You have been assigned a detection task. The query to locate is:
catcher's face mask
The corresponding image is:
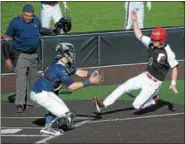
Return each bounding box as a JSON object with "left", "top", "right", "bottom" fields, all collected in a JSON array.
[{"left": 55, "top": 43, "right": 76, "bottom": 64}]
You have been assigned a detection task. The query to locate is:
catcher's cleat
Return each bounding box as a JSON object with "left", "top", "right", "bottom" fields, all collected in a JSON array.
[
  {"left": 40, "top": 126, "right": 64, "bottom": 136},
  {"left": 93, "top": 97, "right": 105, "bottom": 113}
]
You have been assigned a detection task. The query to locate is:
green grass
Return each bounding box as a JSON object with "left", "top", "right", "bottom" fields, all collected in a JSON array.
[
  {"left": 1, "top": 80, "right": 184, "bottom": 105},
  {"left": 1, "top": 2, "right": 184, "bottom": 105},
  {"left": 1, "top": 2, "right": 184, "bottom": 34}
]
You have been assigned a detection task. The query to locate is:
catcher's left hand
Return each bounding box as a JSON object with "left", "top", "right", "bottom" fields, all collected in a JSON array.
[{"left": 91, "top": 70, "right": 104, "bottom": 83}]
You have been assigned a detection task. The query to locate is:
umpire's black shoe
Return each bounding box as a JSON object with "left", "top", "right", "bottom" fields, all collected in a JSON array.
[{"left": 16, "top": 105, "right": 24, "bottom": 113}]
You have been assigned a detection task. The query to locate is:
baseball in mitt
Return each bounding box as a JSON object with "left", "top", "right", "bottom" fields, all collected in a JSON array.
[{"left": 91, "top": 70, "right": 104, "bottom": 83}]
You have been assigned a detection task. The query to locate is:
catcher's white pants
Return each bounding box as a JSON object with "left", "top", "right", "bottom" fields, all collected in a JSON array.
[
  {"left": 41, "top": 3, "right": 62, "bottom": 28},
  {"left": 124, "top": 2, "right": 144, "bottom": 29},
  {"left": 30, "top": 91, "right": 69, "bottom": 117},
  {"left": 103, "top": 72, "right": 162, "bottom": 110}
]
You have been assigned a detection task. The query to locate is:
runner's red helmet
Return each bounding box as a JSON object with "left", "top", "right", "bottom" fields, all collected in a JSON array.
[{"left": 150, "top": 27, "right": 167, "bottom": 45}]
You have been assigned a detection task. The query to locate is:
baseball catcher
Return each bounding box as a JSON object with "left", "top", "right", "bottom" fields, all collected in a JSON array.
[{"left": 30, "top": 42, "right": 102, "bottom": 135}]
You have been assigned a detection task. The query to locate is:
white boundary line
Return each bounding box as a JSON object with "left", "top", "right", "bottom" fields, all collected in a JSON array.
[
  {"left": 89, "top": 112, "right": 184, "bottom": 124},
  {"left": 73, "top": 119, "right": 93, "bottom": 128},
  {"left": 35, "top": 135, "right": 58, "bottom": 144},
  {"left": 1, "top": 134, "right": 46, "bottom": 137},
  {"left": 1, "top": 117, "right": 43, "bottom": 119},
  {"left": 1, "top": 59, "right": 184, "bottom": 75},
  {"left": 1, "top": 127, "right": 42, "bottom": 129}
]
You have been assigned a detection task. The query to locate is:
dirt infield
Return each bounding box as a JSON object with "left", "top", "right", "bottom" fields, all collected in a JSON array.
[
  {"left": 1, "top": 100, "right": 184, "bottom": 143},
  {"left": 1, "top": 61, "right": 184, "bottom": 94}
]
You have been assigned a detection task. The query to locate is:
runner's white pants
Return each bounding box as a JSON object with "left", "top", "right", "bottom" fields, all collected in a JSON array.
[{"left": 103, "top": 72, "right": 162, "bottom": 110}]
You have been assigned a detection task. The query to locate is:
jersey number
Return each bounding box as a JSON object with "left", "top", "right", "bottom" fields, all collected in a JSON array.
[
  {"left": 148, "top": 57, "right": 153, "bottom": 66},
  {"left": 157, "top": 53, "right": 166, "bottom": 64}
]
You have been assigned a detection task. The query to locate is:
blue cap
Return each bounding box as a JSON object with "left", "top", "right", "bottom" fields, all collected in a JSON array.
[{"left": 22, "top": 4, "right": 34, "bottom": 13}]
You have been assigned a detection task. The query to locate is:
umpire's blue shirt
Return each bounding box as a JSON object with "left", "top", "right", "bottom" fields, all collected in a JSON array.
[{"left": 5, "top": 15, "right": 40, "bottom": 53}]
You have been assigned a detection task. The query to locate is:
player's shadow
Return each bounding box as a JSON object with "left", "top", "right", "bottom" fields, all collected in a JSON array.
[
  {"left": 32, "top": 118, "right": 45, "bottom": 126},
  {"left": 133, "top": 99, "right": 175, "bottom": 115},
  {"left": 93, "top": 107, "right": 135, "bottom": 116},
  {"left": 126, "top": 93, "right": 175, "bottom": 115},
  {"left": 32, "top": 114, "right": 102, "bottom": 127},
  {"left": 93, "top": 96, "right": 174, "bottom": 116}
]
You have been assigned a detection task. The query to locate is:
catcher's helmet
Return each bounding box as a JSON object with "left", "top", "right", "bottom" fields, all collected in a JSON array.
[
  {"left": 55, "top": 17, "right": 72, "bottom": 34},
  {"left": 54, "top": 42, "right": 76, "bottom": 64},
  {"left": 150, "top": 27, "right": 167, "bottom": 45}
]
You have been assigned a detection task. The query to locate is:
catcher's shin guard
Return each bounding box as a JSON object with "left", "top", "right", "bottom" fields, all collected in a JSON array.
[{"left": 49, "top": 111, "right": 76, "bottom": 130}]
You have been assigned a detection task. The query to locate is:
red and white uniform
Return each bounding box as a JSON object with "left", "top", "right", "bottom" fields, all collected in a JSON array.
[
  {"left": 102, "top": 35, "right": 178, "bottom": 110},
  {"left": 124, "top": 1, "right": 151, "bottom": 29}
]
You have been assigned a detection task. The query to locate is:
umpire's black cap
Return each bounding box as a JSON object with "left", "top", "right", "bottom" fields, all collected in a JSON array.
[{"left": 22, "top": 4, "right": 34, "bottom": 13}]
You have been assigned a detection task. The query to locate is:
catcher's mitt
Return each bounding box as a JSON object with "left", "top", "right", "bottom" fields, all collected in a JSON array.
[{"left": 91, "top": 70, "right": 104, "bottom": 83}]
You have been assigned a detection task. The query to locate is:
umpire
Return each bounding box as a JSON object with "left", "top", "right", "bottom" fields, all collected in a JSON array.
[{"left": 3, "top": 4, "right": 40, "bottom": 113}]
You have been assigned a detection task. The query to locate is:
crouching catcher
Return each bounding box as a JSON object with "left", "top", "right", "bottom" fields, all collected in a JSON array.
[{"left": 30, "top": 42, "right": 102, "bottom": 135}]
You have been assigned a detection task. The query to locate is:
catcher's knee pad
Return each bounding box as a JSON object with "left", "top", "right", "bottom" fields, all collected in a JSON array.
[{"left": 65, "top": 111, "right": 76, "bottom": 127}]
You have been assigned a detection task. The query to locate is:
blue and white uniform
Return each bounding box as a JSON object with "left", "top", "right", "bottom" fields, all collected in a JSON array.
[{"left": 30, "top": 60, "right": 76, "bottom": 117}]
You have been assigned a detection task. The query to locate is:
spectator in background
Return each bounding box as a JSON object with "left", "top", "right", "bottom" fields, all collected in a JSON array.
[
  {"left": 3, "top": 4, "right": 40, "bottom": 113},
  {"left": 124, "top": 1, "right": 152, "bottom": 30},
  {"left": 41, "top": 1, "right": 69, "bottom": 29}
]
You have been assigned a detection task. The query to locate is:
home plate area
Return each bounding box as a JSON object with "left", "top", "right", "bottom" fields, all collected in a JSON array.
[{"left": 1, "top": 100, "right": 184, "bottom": 143}]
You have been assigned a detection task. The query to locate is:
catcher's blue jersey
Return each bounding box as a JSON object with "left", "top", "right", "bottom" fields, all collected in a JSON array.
[{"left": 32, "top": 60, "right": 76, "bottom": 93}]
